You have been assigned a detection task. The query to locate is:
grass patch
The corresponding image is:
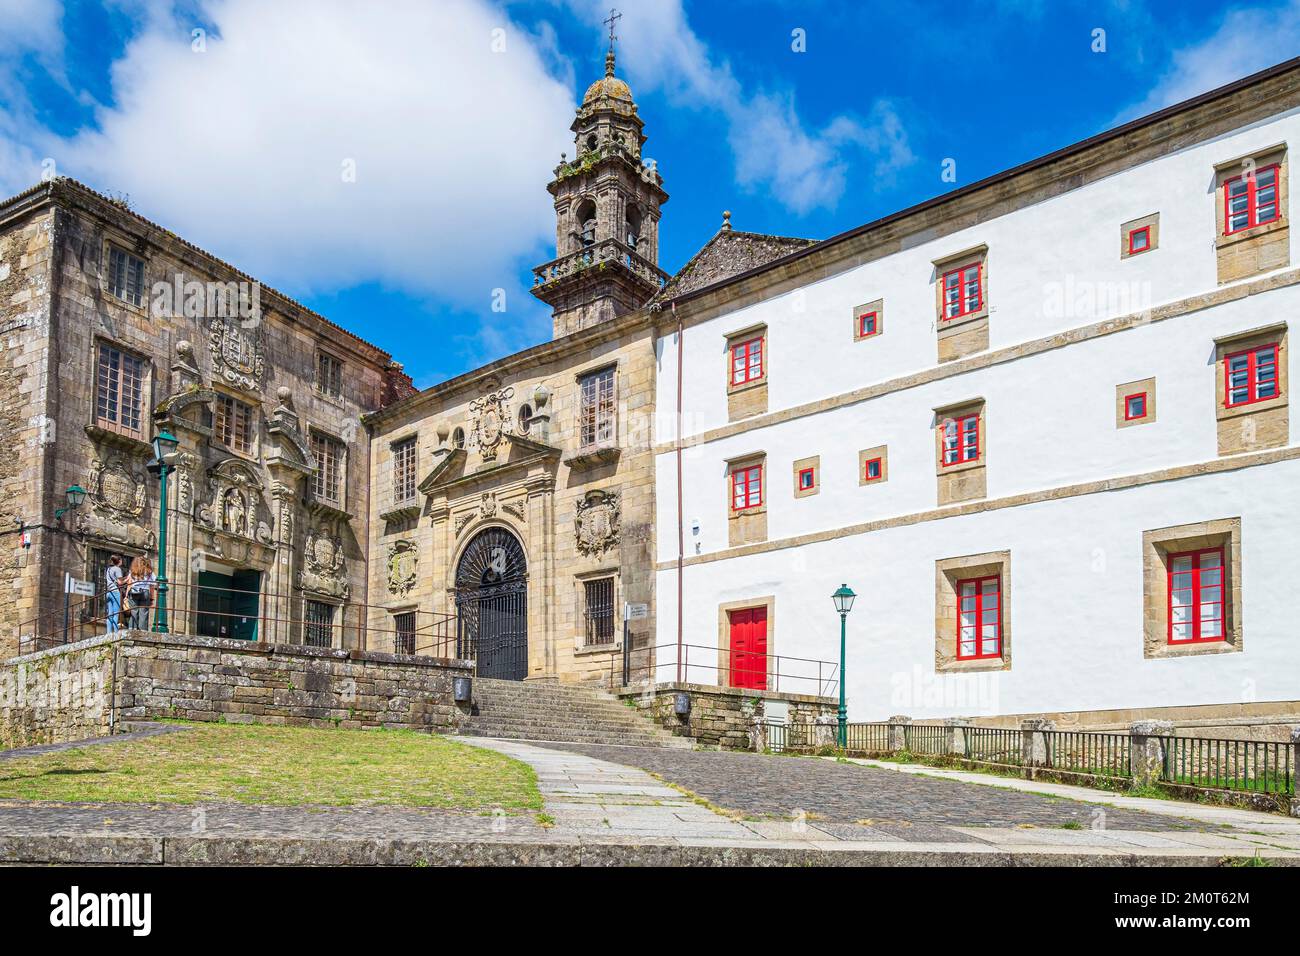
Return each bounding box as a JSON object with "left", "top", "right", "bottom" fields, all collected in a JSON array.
[{"left": 0, "top": 722, "right": 541, "bottom": 810}]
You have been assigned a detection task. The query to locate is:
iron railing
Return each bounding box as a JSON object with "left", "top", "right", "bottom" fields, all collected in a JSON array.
[
  {"left": 626, "top": 642, "right": 839, "bottom": 697},
  {"left": 1160, "top": 735, "right": 1294, "bottom": 796},
  {"left": 1045, "top": 730, "right": 1130, "bottom": 778},
  {"left": 16, "top": 581, "right": 458, "bottom": 660},
  {"left": 842, "top": 722, "right": 890, "bottom": 752},
  {"left": 902, "top": 723, "right": 947, "bottom": 755},
  {"left": 964, "top": 726, "right": 1023, "bottom": 765}
]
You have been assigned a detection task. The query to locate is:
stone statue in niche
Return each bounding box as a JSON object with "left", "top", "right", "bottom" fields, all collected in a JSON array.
[{"left": 222, "top": 488, "right": 248, "bottom": 537}]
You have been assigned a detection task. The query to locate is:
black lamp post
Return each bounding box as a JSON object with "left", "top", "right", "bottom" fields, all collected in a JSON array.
[
  {"left": 146, "top": 430, "right": 179, "bottom": 633},
  {"left": 831, "top": 583, "right": 856, "bottom": 748}
]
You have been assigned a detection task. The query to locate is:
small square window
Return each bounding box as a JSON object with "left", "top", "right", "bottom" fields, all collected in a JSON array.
[
  {"left": 1124, "top": 392, "right": 1147, "bottom": 420},
  {"left": 798, "top": 467, "right": 815, "bottom": 490},
  {"left": 1128, "top": 226, "right": 1151, "bottom": 255},
  {"left": 864, "top": 458, "right": 882, "bottom": 481},
  {"left": 858, "top": 311, "right": 879, "bottom": 337}
]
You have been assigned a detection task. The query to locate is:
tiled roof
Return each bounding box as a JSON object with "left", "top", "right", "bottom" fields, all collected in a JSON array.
[{"left": 656, "top": 226, "right": 817, "bottom": 301}]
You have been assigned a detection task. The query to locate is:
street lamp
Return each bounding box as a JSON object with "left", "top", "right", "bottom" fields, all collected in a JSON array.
[
  {"left": 831, "top": 583, "right": 856, "bottom": 748},
  {"left": 54, "top": 484, "right": 87, "bottom": 521},
  {"left": 147, "top": 430, "right": 179, "bottom": 633}
]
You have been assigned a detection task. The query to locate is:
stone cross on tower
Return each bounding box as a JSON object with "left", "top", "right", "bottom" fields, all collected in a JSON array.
[{"left": 531, "top": 13, "right": 669, "bottom": 338}]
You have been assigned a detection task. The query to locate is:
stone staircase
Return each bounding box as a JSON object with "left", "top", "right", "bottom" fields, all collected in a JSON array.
[{"left": 458, "top": 678, "right": 693, "bottom": 748}]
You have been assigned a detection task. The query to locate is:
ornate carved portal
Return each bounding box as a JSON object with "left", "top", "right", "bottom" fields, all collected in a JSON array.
[
  {"left": 455, "top": 527, "right": 528, "bottom": 681},
  {"left": 575, "top": 489, "right": 620, "bottom": 557}
]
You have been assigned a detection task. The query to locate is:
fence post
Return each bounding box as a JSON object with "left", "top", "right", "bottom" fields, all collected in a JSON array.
[
  {"left": 812, "top": 714, "right": 837, "bottom": 749},
  {"left": 944, "top": 718, "right": 972, "bottom": 758},
  {"left": 1291, "top": 728, "right": 1300, "bottom": 819},
  {"left": 748, "top": 716, "right": 769, "bottom": 753},
  {"left": 1020, "top": 718, "right": 1054, "bottom": 778},
  {"left": 1129, "top": 720, "right": 1174, "bottom": 789},
  {"left": 888, "top": 715, "right": 912, "bottom": 752}
]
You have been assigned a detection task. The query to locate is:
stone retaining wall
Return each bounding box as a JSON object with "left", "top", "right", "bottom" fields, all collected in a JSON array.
[
  {"left": 618, "top": 682, "right": 836, "bottom": 750},
  {"left": 1, "top": 630, "right": 474, "bottom": 748}
]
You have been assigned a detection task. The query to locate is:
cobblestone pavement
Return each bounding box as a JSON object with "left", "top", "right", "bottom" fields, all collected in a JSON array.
[{"left": 531, "top": 743, "right": 1211, "bottom": 833}]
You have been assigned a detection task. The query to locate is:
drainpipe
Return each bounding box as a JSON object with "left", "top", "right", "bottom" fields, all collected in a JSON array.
[{"left": 674, "top": 301, "right": 684, "bottom": 685}]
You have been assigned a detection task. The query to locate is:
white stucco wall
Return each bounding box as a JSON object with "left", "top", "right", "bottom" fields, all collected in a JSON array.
[{"left": 651, "top": 105, "right": 1298, "bottom": 719}]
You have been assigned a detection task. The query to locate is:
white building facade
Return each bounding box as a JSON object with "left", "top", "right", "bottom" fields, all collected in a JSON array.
[{"left": 651, "top": 61, "right": 1300, "bottom": 727}]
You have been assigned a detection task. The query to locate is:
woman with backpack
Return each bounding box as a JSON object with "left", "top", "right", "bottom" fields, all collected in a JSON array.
[{"left": 126, "top": 556, "right": 156, "bottom": 631}]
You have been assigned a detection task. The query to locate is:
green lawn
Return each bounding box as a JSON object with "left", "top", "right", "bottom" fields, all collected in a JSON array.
[{"left": 0, "top": 723, "right": 541, "bottom": 810}]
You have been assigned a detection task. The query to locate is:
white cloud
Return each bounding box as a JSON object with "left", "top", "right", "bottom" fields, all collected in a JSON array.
[
  {"left": 1116, "top": 0, "right": 1300, "bottom": 122},
  {"left": 565, "top": 0, "right": 914, "bottom": 214},
  {"left": 4, "top": 0, "right": 575, "bottom": 309}
]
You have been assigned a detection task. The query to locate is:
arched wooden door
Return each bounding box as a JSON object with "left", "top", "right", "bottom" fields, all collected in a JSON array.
[{"left": 455, "top": 528, "right": 528, "bottom": 680}]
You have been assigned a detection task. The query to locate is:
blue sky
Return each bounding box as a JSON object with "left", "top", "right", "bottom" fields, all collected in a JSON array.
[{"left": 2, "top": 0, "right": 1298, "bottom": 389}]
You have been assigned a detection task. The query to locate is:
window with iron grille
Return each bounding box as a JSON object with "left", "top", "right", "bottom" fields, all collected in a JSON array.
[
  {"left": 730, "top": 335, "right": 764, "bottom": 385},
  {"left": 316, "top": 350, "right": 344, "bottom": 399},
  {"left": 304, "top": 600, "right": 336, "bottom": 648},
  {"left": 95, "top": 342, "right": 147, "bottom": 439},
  {"left": 214, "top": 394, "right": 254, "bottom": 454},
  {"left": 1224, "top": 342, "right": 1279, "bottom": 407},
  {"left": 584, "top": 577, "right": 615, "bottom": 645},
  {"left": 941, "top": 413, "right": 980, "bottom": 466},
  {"left": 957, "top": 575, "right": 1001, "bottom": 660},
  {"left": 394, "top": 610, "right": 417, "bottom": 655},
  {"left": 392, "top": 437, "right": 417, "bottom": 504},
  {"left": 310, "top": 431, "right": 344, "bottom": 504},
  {"left": 107, "top": 245, "right": 145, "bottom": 307},
  {"left": 579, "top": 366, "right": 616, "bottom": 448},
  {"left": 1168, "top": 548, "right": 1225, "bottom": 644},
  {"left": 1223, "top": 164, "right": 1280, "bottom": 234},
  {"left": 941, "top": 262, "right": 982, "bottom": 320}
]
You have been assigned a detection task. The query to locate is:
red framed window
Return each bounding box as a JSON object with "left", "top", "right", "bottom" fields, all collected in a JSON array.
[
  {"left": 863, "top": 457, "right": 882, "bottom": 481},
  {"left": 730, "top": 464, "right": 762, "bottom": 510},
  {"left": 1223, "top": 164, "right": 1280, "bottom": 235},
  {"left": 797, "top": 467, "right": 815, "bottom": 491},
  {"left": 858, "top": 311, "right": 880, "bottom": 337},
  {"left": 1168, "top": 548, "right": 1225, "bottom": 644},
  {"left": 1224, "top": 343, "right": 1279, "bottom": 407},
  {"left": 1127, "top": 226, "right": 1151, "bottom": 255},
  {"left": 941, "top": 413, "right": 980, "bottom": 466},
  {"left": 1124, "top": 392, "right": 1148, "bottom": 420},
  {"left": 957, "top": 575, "right": 1001, "bottom": 660},
  {"left": 730, "top": 335, "right": 764, "bottom": 386},
  {"left": 941, "top": 262, "right": 982, "bottom": 320}
]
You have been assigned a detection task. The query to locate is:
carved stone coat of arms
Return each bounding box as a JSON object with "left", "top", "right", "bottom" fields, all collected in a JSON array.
[
  {"left": 209, "top": 316, "right": 265, "bottom": 392},
  {"left": 575, "top": 490, "right": 620, "bottom": 557}
]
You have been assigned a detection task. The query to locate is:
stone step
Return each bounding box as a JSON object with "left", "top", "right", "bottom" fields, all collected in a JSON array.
[
  {"left": 457, "top": 727, "right": 692, "bottom": 748},
  {"left": 469, "top": 702, "right": 641, "bottom": 720}
]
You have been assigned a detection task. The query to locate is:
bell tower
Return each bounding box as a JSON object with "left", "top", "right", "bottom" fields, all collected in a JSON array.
[{"left": 532, "top": 12, "right": 669, "bottom": 338}]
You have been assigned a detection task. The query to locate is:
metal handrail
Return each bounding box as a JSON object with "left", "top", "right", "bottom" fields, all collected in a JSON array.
[
  {"left": 622, "top": 641, "right": 839, "bottom": 697},
  {"left": 16, "top": 580, "right": 458, "bottom": 659}
]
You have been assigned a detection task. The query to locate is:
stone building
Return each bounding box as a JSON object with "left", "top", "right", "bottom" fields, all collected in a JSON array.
[{"left": 0, "top": 177, "right": 412, "bottom": 659}]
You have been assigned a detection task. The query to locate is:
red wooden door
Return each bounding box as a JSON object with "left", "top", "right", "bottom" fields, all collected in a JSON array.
[{"left": 729, "top": 607, "right": 768, "bottom": 690}]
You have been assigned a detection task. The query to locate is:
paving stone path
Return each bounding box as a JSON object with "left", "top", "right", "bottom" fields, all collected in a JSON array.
[
  {"left": 0, "top": 723, "right": 191, "bottom": 761},
  {"left": 533, "top": 742, "right": 1209, "bottom": 832}
]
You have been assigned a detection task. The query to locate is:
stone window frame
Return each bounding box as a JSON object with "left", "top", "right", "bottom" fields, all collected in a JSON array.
[
  {"left": 1142, "top": 518, "right": 1242, "bottom": 660},
  {"left": 935, "top": 550, "right": 1011, "bottom": 674},
  {"left": 574, "top": 567, "right": 620, "bottom": 653},
  {"left": 792, "top": 455, "right": 820, "bottom": 499},
  {"left": 101, "top": 237, "right": 149, "bottom": 313},
  {"left": 212, "top": 389, "right": 258, "bottom": 459},
  {"left": 390, "top": 606, "right": 419, "bottom": 654},
  {"left": 725, "top": 323, "right": 768, "bottom": 390},
  {"left": 1120, "top": 213, "right": 1160, "bottom": 259},
  {"left": 716, "top": 595, "right": 776, "bottom": 691},
  {"left": 933, "top": 398, "right": 988, "bottom": 505},
  {"left": 308, "top": 426, "right": 347, "bottom": 509},
  {"left": 1116, "top": 377, "right": 1156, "bottom": 428},
  {"left": 725, "top": 450, "right": 768, "bottom": 547},
  {"left": 932, "top": 244, "right": 989, "bottom": 326},
  {"left": 303, "top": 595, "right": 342, "bottom": 648},
  {"left": 91, "top": 336, "right": 153, "bottom": 442},
  {"left": 575, "top": 360, "right": 620, "bottom": 451},
  {"left": 859, "top": 444, "right": 888, "bottom": 485},
  {"left": 314, "top": 349, "right": 345, "bottom": 402},
  {"left": 390, "top": 433, "right": 418, "bottom": 505},
  {"left": 853, "top": 298, "right": 884, "bottom": 342},
  {"left": 1213, "top": 322, "right": 1288, "bottom": 456},
  {"left": 1212, "top": 145, "right": 1289, "bottom": 282}
]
